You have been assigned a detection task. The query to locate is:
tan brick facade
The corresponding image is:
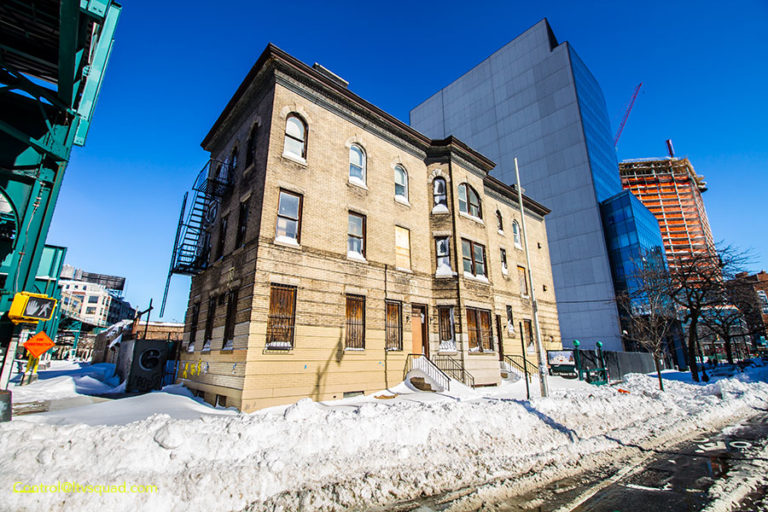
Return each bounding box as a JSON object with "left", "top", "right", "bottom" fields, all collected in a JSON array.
[{"left": 177, "top": 45, "right": 561, "bottom": 411}]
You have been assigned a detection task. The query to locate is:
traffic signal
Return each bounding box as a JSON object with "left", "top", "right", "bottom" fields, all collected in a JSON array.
[{"left": 8, "top": 292, "right": 57, "bottom": 324}]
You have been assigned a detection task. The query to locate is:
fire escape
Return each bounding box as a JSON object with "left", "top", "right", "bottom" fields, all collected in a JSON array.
[{"left": 161, "top": 160, "right": 232, "bottom": 315}]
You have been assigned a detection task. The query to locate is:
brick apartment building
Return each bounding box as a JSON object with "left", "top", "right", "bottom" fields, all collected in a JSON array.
[
  {"left": 730, "top": 271, "right": 768, "bottom": 343},
  {"left": 174, "top": 44, "right": 561, "bottom": 411}
]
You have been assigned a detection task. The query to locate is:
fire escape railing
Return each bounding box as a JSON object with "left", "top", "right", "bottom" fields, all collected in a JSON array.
[{"left": 161, "top": 160, "right": 232, "bottom": 315}]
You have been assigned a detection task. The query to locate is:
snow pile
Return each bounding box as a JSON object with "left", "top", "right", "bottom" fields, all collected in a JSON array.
[
  {"left": 9, "top": 362, "right": 120, "bottom": 403},
  {"left": 1, "top": 367, "right": 767, "bottom": 511}
]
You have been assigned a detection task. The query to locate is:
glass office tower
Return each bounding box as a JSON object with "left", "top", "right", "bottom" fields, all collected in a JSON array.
[{"left": 411, "top": 19, "right": 664, "bottom": 350}]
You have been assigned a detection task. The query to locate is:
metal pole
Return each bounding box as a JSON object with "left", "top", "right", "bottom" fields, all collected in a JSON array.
[
  {"left": 520, "top": 323, "right": 530, "bottom": 400},
  {"left": 514, "top": 157, "right": 549, "bottom": 397}
]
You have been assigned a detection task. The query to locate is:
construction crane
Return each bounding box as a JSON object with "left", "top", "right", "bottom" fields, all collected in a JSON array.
[{"left": 613, "top": 83, "right": 642, "bottom": 147}]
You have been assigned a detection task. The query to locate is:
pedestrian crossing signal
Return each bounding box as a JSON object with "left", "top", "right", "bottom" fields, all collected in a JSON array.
[{"left": 8, "top": 292, "right": 57, "bottom": 325}]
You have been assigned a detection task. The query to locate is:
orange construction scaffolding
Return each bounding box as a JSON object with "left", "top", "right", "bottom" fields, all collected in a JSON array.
[{"left": 619, "top": 157, "right": 715, "bottom": 270}]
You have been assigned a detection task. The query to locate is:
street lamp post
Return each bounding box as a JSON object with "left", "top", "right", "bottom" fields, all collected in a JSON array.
[{"left": 514, "top": 157, "right": 549, "bottom": 398}]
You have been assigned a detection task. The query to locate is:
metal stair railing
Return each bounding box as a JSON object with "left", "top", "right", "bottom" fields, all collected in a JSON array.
[
  {"left": 432, "top": 354, "right": 475, "bottom": 388},
  {"left": 503, "top": 355, "right": 536, "bottom": 382},
  {"left": 404, "top": 353, "right": 450, "bottom": 392}
]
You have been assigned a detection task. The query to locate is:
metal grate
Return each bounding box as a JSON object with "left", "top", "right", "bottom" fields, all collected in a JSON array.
[
  {"left": 345, "top": 295, "right": 365, "bottom": 349},
  {"left": 266, "top": 284, "right": 296, "bottom": 349}
]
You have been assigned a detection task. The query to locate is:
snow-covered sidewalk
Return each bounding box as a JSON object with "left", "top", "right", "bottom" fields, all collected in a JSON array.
[{"left": 1, "top": 363, "right": 767, "bottom": 511}]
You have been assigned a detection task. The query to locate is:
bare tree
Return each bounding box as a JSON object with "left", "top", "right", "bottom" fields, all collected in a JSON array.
[
  {"left": 665, "top": 244, "right": 750, "bottom": 381},
  {"left": 699, "top": 304, "right": 748, "bottom": 364},
  {"left": 618, "top": 249, "right": 677, "bottom": 391}
]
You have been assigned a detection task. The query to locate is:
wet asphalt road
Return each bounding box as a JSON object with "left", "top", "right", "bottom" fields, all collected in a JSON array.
[{"left": 401, "top": 411, "right": 768, "bottom": 512}]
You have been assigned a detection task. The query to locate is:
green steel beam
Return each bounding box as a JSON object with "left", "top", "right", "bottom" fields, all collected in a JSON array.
[
  {"left": 80, "top": 0, "right": 110, "bottom": 19},
  {"left": 0, "top": 119, "right": 69, "bottom": 162},
  {"left": 73, "top": 1, "right": 120, "bottom": 146},
  {"left": 58, "top": 0, "right": 82, "bottom": 107}
]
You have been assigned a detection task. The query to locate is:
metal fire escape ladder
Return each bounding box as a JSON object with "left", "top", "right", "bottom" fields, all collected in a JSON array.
[{"left": 160, "top": 160, "right": 231, "bottom": 316}]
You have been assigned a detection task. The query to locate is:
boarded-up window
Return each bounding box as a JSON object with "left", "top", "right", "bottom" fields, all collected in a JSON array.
[
  {"left": 266, "top": 284, "right": 296, "bottom": 349},
  {"left": 345, "top": 295, "right": 365, "bottom": 349},
  {"left": 522, "top": 319, "right": 534, "bottom": 353},
  {"left": 385, "top": 301, "right": 402, "bottom": 351},
  {"left": 203, "top": 296, "right": 216, "bottom": 350},
  {"left": 467, "top": 308, "right": 493, "bottom": 352},
  {"left": 518, "top": 266, "right": 528, "bottom": 296},
  {"left": 223, "top": 289, "right": 238, "bottom": 350},
  {"left": 395, "top": 226, "right": 411, "bottom": 269},
  {"left": 216, "top": 215, "right": 228, "bottom": 260},
  {"left": 236, "top": 199, "right": 249, "bottom": 248},
  {"left": 188, "top": 302, "right": 200, "bottom": 351}
]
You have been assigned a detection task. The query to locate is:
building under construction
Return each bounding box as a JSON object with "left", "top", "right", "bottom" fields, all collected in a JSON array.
[{"left": 619, "top": 157, "right": 715, "bottom": 269}]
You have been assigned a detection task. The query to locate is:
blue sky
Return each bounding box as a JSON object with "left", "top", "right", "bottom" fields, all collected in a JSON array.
[{"left": 47, "top": 1, "right": 768, "bottom": 321}]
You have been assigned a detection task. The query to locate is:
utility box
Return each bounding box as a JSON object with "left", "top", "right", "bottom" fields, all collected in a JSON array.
[{"left": 116, "top": 339, "right": 173, "bottom": 393}]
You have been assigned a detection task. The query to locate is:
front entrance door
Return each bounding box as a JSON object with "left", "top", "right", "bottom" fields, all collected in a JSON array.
[{"left": 411, "top": 305, "right": 428, "bottom": 357}]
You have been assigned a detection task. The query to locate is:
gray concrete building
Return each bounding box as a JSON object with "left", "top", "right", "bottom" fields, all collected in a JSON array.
[{"left": 411, "top": 19, "right": 623, "bottom": 350}]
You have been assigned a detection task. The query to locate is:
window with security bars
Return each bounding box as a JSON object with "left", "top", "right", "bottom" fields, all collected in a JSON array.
[
  {"left": 266, "top": 284, "right": 296, "bottom": 349},
  {"left": 188, "top": 302, "right": 200, "bottom": 351},
  {"left": 385, "top": 300, "right": 402, "bottom": 351},
  {"left": 438, "top": 306, "right": 455, "bottom": 351},
  {"left": 345, "top": 295, "right": 365, "bottom": 349},
  {"left": 223, "top": 289, "right": 238, "bottom": 350},
  {"left": 466, "top": 307, "right": 493, "bottom": 352}
]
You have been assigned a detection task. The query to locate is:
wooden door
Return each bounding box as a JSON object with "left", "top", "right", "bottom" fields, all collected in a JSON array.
[
  {"left": 496, "top": 314, "right": 504, "bottom": 361},
  {"left": 411, "top": 305, "right": 427, "bottom": 356}
]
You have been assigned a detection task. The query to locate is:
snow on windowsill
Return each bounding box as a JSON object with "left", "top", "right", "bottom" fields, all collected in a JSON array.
[
  {"left": 282, "top": 152, "right": 307, "bottom": 166},
  {"left": 514, "top": 243, "right": 523, "bottom": 250},
  {"left": 431, "top": 204, "right": 449, "bottom": 215},
  {"left": 463, "top": 271, "right": 490, "bottom": 284},
  {"left": 266, "top": 342, "right": 292, "bottom": 350},
  {"left": 498, "top": 230, "right": 505, "bottom": 236},
  {"left": 186, "top": 344, "right": 195, "bottom": 353},
  {"left": 222, "top": 341, "right": 234, "bottom": 351},
  {"left": 501, "top": 267, "right": 509, "bottom": 276},
  {"left": 348, "top": 177, "right": 368, "bottom": 190},
  {"left": 347, "top": 251, "right": 367, "bottom": 263},
  {"left": 344, "top": 347, "right": 365, "bottom": 352},
  {"left": 459, "top": 211, "right": 484, "bottom": 225},
  {"left": 394, "top": 195, "right": 410, "bottom": 207},
  {"left": 435, "top": 265, "right": 456, "bottom": 278},
  {"left": 274, "top": 236, "right": 300, "bottom": 248}
]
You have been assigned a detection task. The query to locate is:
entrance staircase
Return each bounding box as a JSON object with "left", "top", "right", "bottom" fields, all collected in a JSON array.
[{"left": 404, "top": 353, "right": 476, "bottom": 392}]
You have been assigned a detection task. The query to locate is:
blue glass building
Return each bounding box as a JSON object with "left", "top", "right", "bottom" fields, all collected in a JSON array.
[
  {"left": 601, "top": 191, "right": 666, "bottom": 296},
  {"left": 411, "top": 19, "right": 665, "bottom": 351}
]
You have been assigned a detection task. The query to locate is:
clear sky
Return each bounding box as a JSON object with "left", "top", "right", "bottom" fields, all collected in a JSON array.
[{"left": 47, "top": 0, "right": 768, "bottom": 322}]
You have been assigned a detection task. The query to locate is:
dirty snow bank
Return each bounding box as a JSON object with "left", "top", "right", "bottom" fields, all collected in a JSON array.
[{"left": 1, "top": 367, "right": 767, "bottom": 512}]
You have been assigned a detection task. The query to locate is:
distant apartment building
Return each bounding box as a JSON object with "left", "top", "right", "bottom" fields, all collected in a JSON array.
[
  {"left": 619, "top": 156, "right": 715, "bottom": 268},
  {"left": 410, "top": 19, "right": 665, "bottom": 350},
  {"left": 729, "top": 271, "right": 768, "bottom": 343},
  {"left": 169, "top": 44, "right": 562, "bottom": 412},
  {"left": 59, "top": 265, "right": 134, "bottom": 327}
]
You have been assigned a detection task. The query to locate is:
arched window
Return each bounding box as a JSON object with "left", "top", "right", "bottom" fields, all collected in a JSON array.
[
  {"left": 349, "top": 144, "right": 366, "bottom": 183},
  {"left": 512, "top": 220, "right": 522, "bottom": 248},
  {"left": 394, "top": 165, "right": 408, "bottom": 200},
  {"left": 284, "top": 114, "right": 307, "bottom": 159},
  {"left": 230, "top": 146, "right": 239, "bottom": 173},
  {"left": 245, "top": 124, "right": 258, "bottom": 167},
  {"left": 496, "top": 210, "right": 503, "bottom": 231},
  {"left": 458, "top": 184, "right": 481, "bottom": 218},
  {"left": 433, "top": 178, "right": 447, "bottom": 207}
]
